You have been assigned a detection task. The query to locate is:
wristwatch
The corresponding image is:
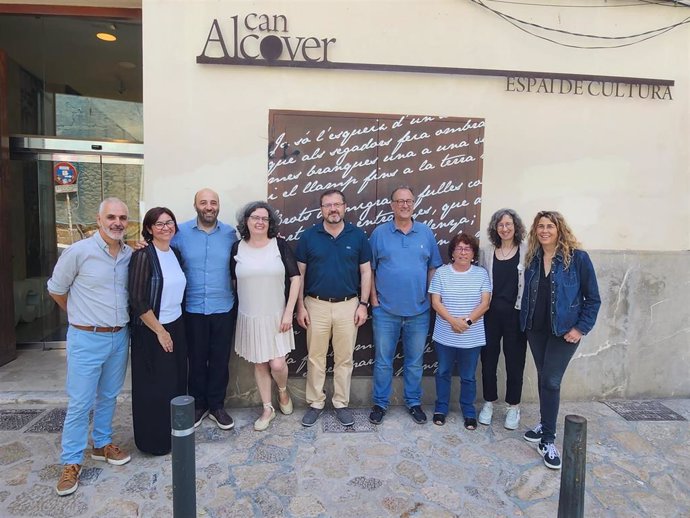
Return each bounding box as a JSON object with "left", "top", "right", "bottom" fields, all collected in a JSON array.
[
  {"left": 465, "top": 318, "right": 473, "bottom": 326},
  {"left": 359, "top": 301, "right": 370, "bottom": 308}
]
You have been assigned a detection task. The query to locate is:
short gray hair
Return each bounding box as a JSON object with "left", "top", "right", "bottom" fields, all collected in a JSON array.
[
  {"left": 390, "top": 185, "right": 415, "bottom": 201},
  {"left": 98, "top": 197, "right": 128, "bottom": 215}
]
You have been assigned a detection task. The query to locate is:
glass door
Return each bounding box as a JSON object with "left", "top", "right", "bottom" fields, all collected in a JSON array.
[{"left": 10, "top": 137, "right": 143, "bottom": 347}]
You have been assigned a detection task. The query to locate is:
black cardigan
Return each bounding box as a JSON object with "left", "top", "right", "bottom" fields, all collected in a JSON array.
[{"left": 128, "top": 244, "right": 184, "bottom": 325}]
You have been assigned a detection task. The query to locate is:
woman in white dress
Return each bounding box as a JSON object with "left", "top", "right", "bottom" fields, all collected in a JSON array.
[{"left": 231, "top": 201, "right": 301, "bottom": 431}]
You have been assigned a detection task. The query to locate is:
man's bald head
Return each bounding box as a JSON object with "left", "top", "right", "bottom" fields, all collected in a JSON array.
[{"left": 194, "top": 188, "right": 220, "bottom": 228}]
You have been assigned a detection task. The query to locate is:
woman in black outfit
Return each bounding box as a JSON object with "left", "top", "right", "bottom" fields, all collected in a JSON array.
[
  {"left": 478, "top": 209, "right": 527, "bottom": 430},
  {"left": 129, "top": 207, "right": 187, "bottom": 455}
]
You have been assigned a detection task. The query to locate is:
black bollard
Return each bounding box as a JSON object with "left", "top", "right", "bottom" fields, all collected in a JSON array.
[
  {"left": 171, "top": 395, "right": 196, "bottom": 518},
  {"left": 557, "top": 414, "right": 587, "bottom": 518}
]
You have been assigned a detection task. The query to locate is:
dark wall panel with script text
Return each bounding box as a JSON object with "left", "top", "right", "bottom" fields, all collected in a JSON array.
[{"left": 268, "top": 110, "right": 485, "bottom": 377}]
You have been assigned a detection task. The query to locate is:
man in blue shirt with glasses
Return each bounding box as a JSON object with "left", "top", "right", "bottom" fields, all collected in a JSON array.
[{"left": 368, "top": 186, "right": 442, "bottom": 426}]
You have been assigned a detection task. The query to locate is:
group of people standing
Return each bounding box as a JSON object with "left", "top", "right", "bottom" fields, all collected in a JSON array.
[
  {"left": 295, "top": 187, "right": 600, "bottom": 473},
  {"left": 47, "top": 185, "right": 600, "bottom": 497},
  {"left": 48, "top": 189, "right": 240, "bottom": 496}
]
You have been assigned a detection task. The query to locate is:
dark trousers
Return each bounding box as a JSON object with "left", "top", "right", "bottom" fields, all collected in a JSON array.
[
  {"left": 526, "top": 329, "right": 579, "bottom": 443},
  {"left": 131, "top": 316, "right": 187, "bottom": 455},
  {"left": 185, "top": 310, "right": 235, "bottom": 411},
  {"left": 481, "top": 306, "right": 527, "bottom": 405}
]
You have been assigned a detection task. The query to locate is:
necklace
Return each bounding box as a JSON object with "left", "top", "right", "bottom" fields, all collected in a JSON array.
[{"left": 498, "top": 245, "right": 516, "bottom": 259}]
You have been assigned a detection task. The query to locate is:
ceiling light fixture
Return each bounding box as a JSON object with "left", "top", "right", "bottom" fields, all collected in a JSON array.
[{"left": 97, "top": 32, "right": 117, "bottom": 42}]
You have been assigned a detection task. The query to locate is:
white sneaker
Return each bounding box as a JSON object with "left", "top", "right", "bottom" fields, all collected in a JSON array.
[
  {"left": 478, "top": 402, "right": 493, "bottom": 425},
  {"left": 504, "top": 405, "right": 520, "bottom": 430}
]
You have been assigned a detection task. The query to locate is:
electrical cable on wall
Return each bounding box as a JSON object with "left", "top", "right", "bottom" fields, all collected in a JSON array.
[
  {"left": 484, "top": 0, "right": 690, "bottom": 6},
  {"left": 470, "top": 0, "right": 690, "bottom": 48},
  {"left": 484, "top": 0, "right": 679, "bottom": 7}
]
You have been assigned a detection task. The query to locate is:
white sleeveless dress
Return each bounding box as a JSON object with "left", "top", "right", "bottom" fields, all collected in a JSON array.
[{"left": 234, "top": 238, "right": 295, "bottom": 363}]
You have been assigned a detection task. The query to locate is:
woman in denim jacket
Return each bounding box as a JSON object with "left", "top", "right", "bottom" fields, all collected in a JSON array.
[{"left": 520, "top": 211, "right": 601, "bottom": 470}]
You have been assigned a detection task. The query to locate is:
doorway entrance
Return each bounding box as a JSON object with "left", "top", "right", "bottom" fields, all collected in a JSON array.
[{"left": 9, "top": 136, "right": 143, "bottom": 347}]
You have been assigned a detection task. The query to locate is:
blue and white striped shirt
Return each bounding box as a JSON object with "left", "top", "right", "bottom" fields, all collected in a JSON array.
[{"left": 428, "top": 264, "right": 492, "bottom": 349}]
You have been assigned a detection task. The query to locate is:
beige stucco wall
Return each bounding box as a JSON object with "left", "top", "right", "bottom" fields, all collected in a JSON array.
[
  {"left": 142, "top": 0, "right": 690, "bottom": 402},
  {"left": 143, "top": 0, "right": 690, "bottom": 251}
]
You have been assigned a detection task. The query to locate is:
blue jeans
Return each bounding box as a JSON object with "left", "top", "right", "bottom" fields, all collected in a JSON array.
[
  {"left": 372, "top": 307, "right": 430, "bottom": 408},
  {"left": 434, "top": 341, "right": 482, "bottom": 418},
  {"left": 61, "top": 326, "right": 129, "bottom": 465}
]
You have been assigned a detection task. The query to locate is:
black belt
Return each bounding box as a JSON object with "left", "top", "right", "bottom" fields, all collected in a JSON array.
[{"left": 307, "top": 294, "right": 358, "bottom": 303}]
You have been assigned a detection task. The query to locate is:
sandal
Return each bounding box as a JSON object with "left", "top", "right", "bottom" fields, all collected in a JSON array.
[
  {"left": 277, "top": 386, "right": 293, "bottom": 415},
  {"left": 433, "top": 413, "right": 446, "bottom": 426},
  {"left": 464, "top": 417, "right": 477, "bottom": 431},
  {"left": 254, "top": 403, "right": 276, "bottom": 431}
]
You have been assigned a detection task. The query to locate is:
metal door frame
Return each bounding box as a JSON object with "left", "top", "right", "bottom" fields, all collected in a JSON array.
[{"left": 9, "top": 135, "right": 143, "bottom": 348}]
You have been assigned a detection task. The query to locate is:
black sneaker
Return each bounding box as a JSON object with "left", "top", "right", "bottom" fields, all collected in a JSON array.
[
  {"left": 524, "top": 423, "right": 545, "bottom": 443},
  {"left": 369, "top": 405, "right": 386, "bottom": 425},
  {"left": 409, "top": 405, "right": 427, "bottom": 424},
  {"left": 335, "top": 407, "right": 355, "bottom": 427},
  {"left": 538, "top": 442, "right": 562, "bottom": 470},
  {"left": 301, "top": 407, "right": 324, "bottom": 427},
  {"left": 208, "top": 408, "right": 234, "bottom": 430},
  {"left": 194, "top": 408, "right": 209, "bottom": 428}
]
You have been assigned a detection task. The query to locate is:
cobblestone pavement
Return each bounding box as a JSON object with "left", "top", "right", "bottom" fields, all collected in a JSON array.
[{"left": 0, "top": 398, "right": 688, "bottom": 518}]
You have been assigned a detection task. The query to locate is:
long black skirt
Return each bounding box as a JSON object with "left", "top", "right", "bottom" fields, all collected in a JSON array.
[{"left": 131, "top": 316, "right": 187, "bottom": 455}]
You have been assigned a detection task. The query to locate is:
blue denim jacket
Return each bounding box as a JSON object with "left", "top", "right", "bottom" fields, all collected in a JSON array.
[{"left": 520, "top": 249, "right": 601, "bottom": 336}]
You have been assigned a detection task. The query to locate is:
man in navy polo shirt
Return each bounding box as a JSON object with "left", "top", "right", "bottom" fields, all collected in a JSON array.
[
  {"left": 368, "top": 186, "right": 442, "bottom": 425},
  {"left": 296, "top": 189, "right": 372, "bottom": 427}
]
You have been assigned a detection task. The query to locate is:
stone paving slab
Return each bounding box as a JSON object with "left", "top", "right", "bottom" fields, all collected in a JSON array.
[{"left": 0, "top": 400, "right": 688, "bottom": 517}]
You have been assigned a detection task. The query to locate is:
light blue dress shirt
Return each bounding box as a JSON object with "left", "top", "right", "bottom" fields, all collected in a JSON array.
[
  {"left": 47, "top": 231, "right": 131, "bottom": 327},
  {"left": 172, "top": 219, "right": 237, "bottom": 315}
]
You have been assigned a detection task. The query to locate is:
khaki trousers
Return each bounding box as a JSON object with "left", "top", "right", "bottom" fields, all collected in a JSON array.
[{"left": 304, "top": 296, "right": 359, "bottom": 409}]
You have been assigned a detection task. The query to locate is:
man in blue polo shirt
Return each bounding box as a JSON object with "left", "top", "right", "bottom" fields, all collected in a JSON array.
[
  {"left": 368, "top": 186, "right": 442, "bottom": 425},
  {"left": 296, "top": 189, "right": 372, "bottom": 427},
  {"left": 172, "top": 188, "right": 237, "bottom": 430}
]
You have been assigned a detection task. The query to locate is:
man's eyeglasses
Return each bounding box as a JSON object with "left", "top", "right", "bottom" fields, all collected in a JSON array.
[
  {"left": 153, "top": 220, "right": 175, "bottom": 229},
  {"left": 249, "top": 215, "right": 270, "bottom": 223},
  {"left": 392, "top": 199, "right": 414, "bottom": 206},
  {"left": 321, "top": 202, "right": 345, "bottom": 209}
]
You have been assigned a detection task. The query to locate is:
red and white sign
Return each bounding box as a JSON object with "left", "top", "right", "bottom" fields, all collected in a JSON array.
[{"left": 54, "top": 162, "right": 79, "bottom": 193}]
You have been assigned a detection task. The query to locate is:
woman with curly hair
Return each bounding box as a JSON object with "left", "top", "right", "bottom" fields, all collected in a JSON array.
[
  {"left": 520, "top": 211, "right": 601, "bottom": 469},
  {"left": 230, "top": 201, "right": 301, "bottom": 431},
  {"left": 478, "top": 209, "right": 528, "bottom": 430}
]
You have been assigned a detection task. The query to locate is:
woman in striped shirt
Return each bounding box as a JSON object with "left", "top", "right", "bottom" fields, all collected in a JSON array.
[{"left": 429, "top": 233, "right": 492, "bottom": 429}]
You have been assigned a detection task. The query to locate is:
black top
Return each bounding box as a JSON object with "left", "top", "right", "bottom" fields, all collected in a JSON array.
[
  {"left": 531, "top": 258, "right": 552, "bottom": 332},
  {"left": 490, "top": 250, "right": 519, "bottom": 311}
]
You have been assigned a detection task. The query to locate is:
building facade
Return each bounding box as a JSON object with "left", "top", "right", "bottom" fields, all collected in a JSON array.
[{"left": 1, "top": 0, "right": 689, "bottom": 404}]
